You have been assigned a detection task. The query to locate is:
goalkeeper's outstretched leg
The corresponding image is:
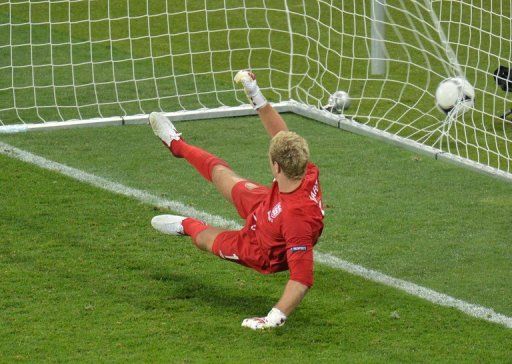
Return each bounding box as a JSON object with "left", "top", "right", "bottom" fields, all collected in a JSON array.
[
  {"left": 149, "top": 111, "right": 254, "bottom": 205},
  {"left": 150, "top": 213, "right": 224, "bottom": 253}
]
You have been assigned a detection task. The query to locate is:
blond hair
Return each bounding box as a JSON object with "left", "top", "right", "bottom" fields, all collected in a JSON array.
[{"left": 269, "top": 131, "right": 310, "bottom": 180}]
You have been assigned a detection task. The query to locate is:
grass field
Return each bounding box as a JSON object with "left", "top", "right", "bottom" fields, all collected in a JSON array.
[
  {"left": 1, "top": 115, "right": 512, "bottom": 361},
  {"left": 1, "top": 1, "right": 512, "bottom": 361}
]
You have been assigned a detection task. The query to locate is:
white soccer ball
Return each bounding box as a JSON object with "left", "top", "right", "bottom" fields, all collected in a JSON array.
[
  {"left": 329, "top": 91, "right": 351, "bottom": 111},
  {"left": 435, "top": 77, "right": 475, "bottom": 115}
]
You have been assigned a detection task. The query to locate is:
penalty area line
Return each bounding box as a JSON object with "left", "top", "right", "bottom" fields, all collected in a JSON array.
[{"left": 1, "top": 141, "right": 511, "bottom": 330}]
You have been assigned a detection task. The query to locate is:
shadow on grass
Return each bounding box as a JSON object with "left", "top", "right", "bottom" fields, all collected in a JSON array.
[{"left": 147, "top": 270, "right": 274, "bottom": 314}]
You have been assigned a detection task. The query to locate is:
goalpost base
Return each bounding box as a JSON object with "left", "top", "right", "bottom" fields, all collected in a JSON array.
[
  {"left": 1, "top": 102, "right": 511, "bottom": 184},
  {"left": 0, "top": 103, "right": 287, "bottom": 134}
]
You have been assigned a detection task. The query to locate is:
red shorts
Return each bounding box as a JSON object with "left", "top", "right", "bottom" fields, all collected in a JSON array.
[
  {"left": 211, "top": 180, "right": 271, "bottom": 273},
  {"left": 230, "top": 180, "right": 269, "bottom": 219}
]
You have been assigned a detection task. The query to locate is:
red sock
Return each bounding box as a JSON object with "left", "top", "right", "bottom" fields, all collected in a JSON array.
[
  {"left": 182, "top": 218, "right": 209, "bottom": 240},
  {"left": 170, "top": 139, "right": 230, "bottom": 182}
]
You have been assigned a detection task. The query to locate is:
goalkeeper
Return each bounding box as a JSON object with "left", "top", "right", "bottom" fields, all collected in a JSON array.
[{"left": 149, "top": 71, "right": 324, "bottom": 330}]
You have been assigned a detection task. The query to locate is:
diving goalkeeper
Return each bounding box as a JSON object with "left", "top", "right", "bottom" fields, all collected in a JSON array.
[{"left": 149, "top": 71, "right": 324, "bottom": 330}]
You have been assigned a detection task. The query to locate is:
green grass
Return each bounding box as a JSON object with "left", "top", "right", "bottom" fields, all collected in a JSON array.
[
  {"left": 1, "top": 1, "right": 512, "bottom": 360},
  {"left": 1, "top": 115, "right": 512, "bottom": 361}
]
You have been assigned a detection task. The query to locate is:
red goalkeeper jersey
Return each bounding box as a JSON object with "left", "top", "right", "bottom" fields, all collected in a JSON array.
[{"left": 240, "top": 162, "right": 324, "bottom": 286}]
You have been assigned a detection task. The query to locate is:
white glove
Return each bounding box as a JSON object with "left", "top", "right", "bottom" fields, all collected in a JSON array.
[
  {"left": 241, "top": 307, "right": 287, "bottom": 330},
  {"left": 234, "top": 70, "right": 268, "bottom": 110}
]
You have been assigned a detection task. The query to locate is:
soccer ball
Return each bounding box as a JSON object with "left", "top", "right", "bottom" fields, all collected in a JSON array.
[
  {"left": 328, "top": 91, "right": 351, "bottom": 111},
  {"left": 435, "top": 77, "right": 475, "bottom": 115}
]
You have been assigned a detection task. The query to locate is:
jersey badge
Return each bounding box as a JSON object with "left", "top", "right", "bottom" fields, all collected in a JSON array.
[{"left": 267, "top": 202, "right": 282, "bottom": 222}]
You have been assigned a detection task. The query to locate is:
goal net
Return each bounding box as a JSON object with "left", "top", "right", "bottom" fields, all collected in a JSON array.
[{"left": 1, "top": 0, "right": 511, "bottom": 178}]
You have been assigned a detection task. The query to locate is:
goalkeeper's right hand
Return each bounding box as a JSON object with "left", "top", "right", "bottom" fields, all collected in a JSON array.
[
  {"left": 241, "top": 307, "right": 287, "bottom": 330},
  {"left": 234, "top": 70, "right": 268, "bottom": 110}
]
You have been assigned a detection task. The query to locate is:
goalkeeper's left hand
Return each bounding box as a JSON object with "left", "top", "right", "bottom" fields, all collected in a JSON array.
[{"left": 241, "top": 307, "right": 287, "bottom": 330}]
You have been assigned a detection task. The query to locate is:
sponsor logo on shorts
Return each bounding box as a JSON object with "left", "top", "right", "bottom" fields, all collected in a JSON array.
[
  {"left": 219, "top": 250, "right": 240, "bottom": 260},
  {"left": 290, "top": 246, "right": 307, "bottom": 252}
]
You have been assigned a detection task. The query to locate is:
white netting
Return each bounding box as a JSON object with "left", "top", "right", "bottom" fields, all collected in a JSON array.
[{"left": 0, "top": 0, "right": 511, "bottom": 173}]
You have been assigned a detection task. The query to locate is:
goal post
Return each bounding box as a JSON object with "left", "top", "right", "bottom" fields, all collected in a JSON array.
[
  {"left": 371, "top": 0, "right": 386, "bottom": 76},
  {"left": 0, "top": 0, "right": 511, "bottom": 182}
]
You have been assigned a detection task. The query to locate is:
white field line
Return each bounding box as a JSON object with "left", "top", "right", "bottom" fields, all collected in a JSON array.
[{"left": 1, "top": 141, "right": 511, "bottom": 329}]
